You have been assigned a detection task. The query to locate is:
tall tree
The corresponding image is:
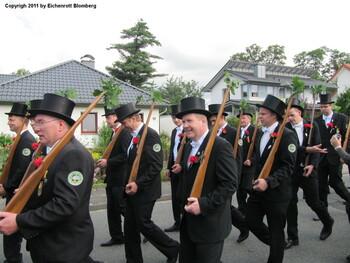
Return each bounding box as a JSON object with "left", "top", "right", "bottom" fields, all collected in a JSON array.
[
  {"left": 335, "top": 87, "right": 350, "bottom": 116},
  {"left": 293, "top": 46, "right": 350, "bottom": 81},
  {"left": 231, "top": 44, "right": 287, "bottom": 65},
  {"left": 11, "top": 68, "right": 30, "bottom": 75},
  {"left": 106, "top": 19, "right": 166, "bottom": 88},
  {"left": 157, "top": 76, "right": 203, "bottom": 114}
]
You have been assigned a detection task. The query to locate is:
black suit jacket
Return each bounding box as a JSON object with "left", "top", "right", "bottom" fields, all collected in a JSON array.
[
  {"left": 219, "top": 124, "right": 243, "bottom": 175},
  {"left": 167, "top": 127, "right": 185, "bottom": 170},
  {"left": 286, "top": 120, "right": 320, "bottom": 174},
  {"left": 315, "top": 112, "right": 348, "bottom": 165},
  {"left": 250, "top": 124, "right": 297, "bottom": 201},
  {"left": 17, "top": 137, "right": 94, "bottom": 263},
  {"left": 3, "top": 130, "right": 36, "bottom": 194},
  {"left": 104, "top": 128, "right": 132, "bottom": 187},
  {"left": 127, "top": 125, "right": 163, "bottom": 203},
  {"left": 241, "top": 124, "right": 257, "bottom": 174},
  {"left": 180, "top": 133, "right": 237, "bottom": 243}
]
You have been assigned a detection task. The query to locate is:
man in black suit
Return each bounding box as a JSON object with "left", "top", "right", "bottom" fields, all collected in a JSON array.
[
  {"left": 115, "top": 103, "right": 179, "bottom": 263},
  {"left": 98, "top": 106, "right": 131, "bottom": 246},
  {"left": 244, "top": 95, "right": 297, "bottom": 263},
  {"left": 0, "top": 102, "right": 36, "bottom": 263},
  {"left": 208, "top": 104, "right": 248, "bottom": 243},
  {"left": 314, "top": 94, "right": 350, "bottom": 208},
  {"left": 172, "top": 98, "right": 237, "bottom": 263},
  {"left": 285, "top": 99, "right": 334, "bottom": 249},
  {"left": 236, "top": 112, "right": 256, "bottom": 215},
  {"left": 0, "top": 94, "right": 98, "bottom": 263},
  {"left": 164, "top": 105, "right": 185, "bottom": 232}
]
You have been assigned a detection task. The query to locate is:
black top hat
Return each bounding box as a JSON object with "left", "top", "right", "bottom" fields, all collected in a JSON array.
[
  {"left": 237, "top": 112, "right": 253, "bottom": 118},
  {"left": 27, "top": 99, "right": 43, "bottom": 119},
  {"left": 5, "top": 102, "right": 28, "bottom": 117},
  {"left": 318, "top": 94, "right": 334, "bottom": 104},
  {"left": 208, "top": 104, "right": 228, "bottom": 116},
  {"left": 102, "top": 106, "right": 117, "bottom": 117},
  {"left": 114, "top": 103, "right": 141, "bottom": 123},
  {"left": 287, "top": 98, "right": 304, "bottom": 113},
  {"left": 256, "top": 95, "right": 286, "bottom": 120},
  {"left": 170, "top": 105, "right": 181, "bottom": 116},
  {"left": 30, "top": 93, "right": 76, "bottom": 126},
  {"left": 176, "top": 97, "right": 212, "bottom": 119}
]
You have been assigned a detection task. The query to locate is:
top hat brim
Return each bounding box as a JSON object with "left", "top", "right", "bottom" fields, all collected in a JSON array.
[
  {"left": 291, "top": 105, "right": 304, "bottom": 112},
  {"left": 102, "top": 112, "right": 116, "bottom": 117},
  {"left": 175, "top": 109, "right": 212, "bottom": 119},
  {"left": 114, "top": 109, "right": 141, "bottom": 123},
  {"left": 237, "top": 113, "right": 253, "bottom": 118},
  {"left": 5, "top": 112, "right": 26, "bottom": 117},
  {"left": 317, "top": 101, "right": 334, "bottom": 104},
  {"left": 210, "top": 112, "right": 228, "bottom": 117},
  {"left": 256, "top": 104, "right": 283, "bottom": 120},
  {"left": 30, "top": 109, "right": 75, "bottom": 126}
]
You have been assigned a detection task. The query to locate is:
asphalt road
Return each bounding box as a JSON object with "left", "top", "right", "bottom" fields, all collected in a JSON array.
[{"left": 1, "top": 176, "right": 350, "bottom": 262}]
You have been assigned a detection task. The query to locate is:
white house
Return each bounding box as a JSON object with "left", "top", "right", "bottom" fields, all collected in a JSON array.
[
  {"left": 0, "top": 56, "right": 167, "bottom": 147},
  {"left": 329, "top": 64, "right": 350, "bottom": 95},
  {"left": 203, "top": 60, "right": 337, "bottom": 114}
]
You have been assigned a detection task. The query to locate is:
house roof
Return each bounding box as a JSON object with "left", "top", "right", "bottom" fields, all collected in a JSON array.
[
  {"left": 0, "top": 60, "right": 167, "bottom": 107},
  {"left": 203, "top": 60, "right": 336, "bottom": 92},
  {"left": 0, "top": 74, "right": 21, "bottom": 84},
  {"left": 329, "top": 64, "right": 350, "bottom": 82}
]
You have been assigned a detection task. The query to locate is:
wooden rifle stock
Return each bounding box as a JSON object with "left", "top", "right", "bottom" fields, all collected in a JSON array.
[
  {"left": 175, "top": 133, "right": 187, "bottom": 165},
  {"left": 342, "top": 120, "right": 350, "bottom": 151},
  {"left": 3, "top": 92, "right": 106, "bottom": 214},
  {"left": 246, "top": 117, "right": 260, "bottom": 161},
  {"left": 233, "top": 110, "right": 243, "bottom": 159},
  {"left": 101, "top": 126, "right": 124, "bottom": 160},
  {"left": 128, "top": 102, "right": 155, "bottom": 184},
  {"left": 19, "top": 143, "right": 45, "bottom": 188},
  {"left": 188, "top": 88, "right": 231, "bottom": 201},
  {"left": 0, "top": 115, "right": 29, "bottom": 184},
  {"left": 258, "top": 96, "right": 294, "bottom": 179}
]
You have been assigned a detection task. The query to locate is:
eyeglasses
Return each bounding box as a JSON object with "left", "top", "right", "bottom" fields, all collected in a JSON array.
[{"left": 32, "top": 119, "right": 59, "bottom": 128}]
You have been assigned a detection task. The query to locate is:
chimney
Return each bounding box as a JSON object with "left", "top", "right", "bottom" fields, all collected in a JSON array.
[
  {"left": 253, "top": 64, "right": 266, "bottom": 78},
  {"left": 80, "top": 54, "right": 95, "bottom": 69}
]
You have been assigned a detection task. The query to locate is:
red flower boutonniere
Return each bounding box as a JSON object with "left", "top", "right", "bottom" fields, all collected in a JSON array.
[
  {"left": 304, "top": 124, "right": 312, "bottom": 129},
  {"left": 221, "top": 128, "right": 227, "bottom": 134},
  {"left": 132, "top": 137, "right": 139, "bottom": 145},
  {"left": 244, "top": 130, "right": 250, "bottom": 135},
  {"left": 114, "top": 127, "right": 119, "bottom": 132},
  {"left": 178, "top": 133, "right": 184, "bottom": 137},
  {"left": 327, "top": 123, "right": 335, "bottom": 128},
  {"left": 245, "top": 130, "right": 250, "bottom": 143},
  {"left": 327, "top": 122, "right": 338, "bottom": 134},
  {"left": 34, "top": 157, "right": 44, "bottom": 168},
  {"left": 189, "top": 156, "right": 198, "bottom": 163},
  {"left": 270, "top": 133, "right": 278, "bottom": 138},
  {"left": 12, "top": 137, "right": 16, "bottom": 141},
  {"left": 32, "top": 142, "right": 40, "bottom": 151}
]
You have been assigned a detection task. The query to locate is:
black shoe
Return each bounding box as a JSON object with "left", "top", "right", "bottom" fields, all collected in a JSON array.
[
  {"left": 166, "top": 242, "right": 180, "bottom": 263},
  {"left": 320, "top": 218, "right": 334, "bottom": 240},
  {"left": 100, "top": 237, "right": 125, "bottom": 247},
  {"left": 285, "top": 238, "right": 299, "bottom": 249},
  {"left": 164, "top": 224, "right": 180, "bottom": 232},
  {"left": 237, "top": 230, "right": 249, "bottom": 243},
  {"left": 313, "top": 216, "right": 320, "bottom": 221},
  {"left": 166, "top": 256, "right": 178, "bottom": 263},
  {"left": 143, "top": 237, "right": 148, "bottom": 243},
  {"left": 346, "top": 254, "right": 350, "bottom": 262}
]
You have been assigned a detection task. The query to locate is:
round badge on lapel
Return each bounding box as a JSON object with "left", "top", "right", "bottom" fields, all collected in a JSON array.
[
  {"left": 153, "top": 144, "right": 161, "bottom": 152},
  {"left": 238, "top": 139, "right": 243, "bottom": 146},
  {"left": 22, "top": 148, "right": 31, "bottom": 156},
  {"left": 288, "top": 144, "right": 296, "bottom": 153}
]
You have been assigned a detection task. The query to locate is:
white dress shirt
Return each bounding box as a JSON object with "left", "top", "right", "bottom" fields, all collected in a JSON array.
[
  {"left": 260, "top": 122, "right": 278, "bottom": 156},
  {"left": 127, "top": 123, "right": 144, "bottom": 156},
  {"left": 173, "top": 125, "right": 183, "bottom": 161},
  {"left": 187, "top": 130, "right": 209, "bottom": 167}
]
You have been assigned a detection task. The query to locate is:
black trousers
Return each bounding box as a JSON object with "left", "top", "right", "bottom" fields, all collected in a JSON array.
[
  {"left": 124, "top": 199, "right": 179, "bottom": 263},
  {"left": 237, "top": 169, "right": 254, "bottom": 214},
  {"left": 318, "top": 158, "right": 350, "bottom": 206},
  {"left": 245, "top": 195, "right": 289, "bottom": 263},
  {"left": 3, "top": 194, "right": 23, "bottom": 263},
  {"left": 179, "top": 217, "right": 224, "bottom": 263},
  {"left": 170, "top": 173, "right": 182, "bottom": 226},
  {"left": 286, "top": 167, "right": 330, "bottom": 240},
  {"left": 106, "top": 186, "right": 126, "bottom": 239}
]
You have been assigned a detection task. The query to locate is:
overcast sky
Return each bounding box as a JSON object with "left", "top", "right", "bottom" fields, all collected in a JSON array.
[{"left": 1, "top": 0, "right": 349, "bottom": 88}]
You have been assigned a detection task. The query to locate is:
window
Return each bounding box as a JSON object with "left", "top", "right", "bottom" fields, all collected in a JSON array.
[
  {"left": 81, "top": 112, "right": 97, "bottom": 134},
  {"left": 259, "top": 86, "right": 267, "bottom": 98},
  {"left": 251, "top": 85, "right": 258, "bottom": 97},
  {"left": 242, "top": 85, "right": 248, "bottom": 98}
]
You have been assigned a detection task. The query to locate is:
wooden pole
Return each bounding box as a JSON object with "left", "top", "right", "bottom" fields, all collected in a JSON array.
[
  {"left": 246, "top": 116, "right": 260, "bottom": 161},
  {"left": 233, "top": 110, "right": 243, "bottom": 159},
  {"left": 101, "top": 126, "right": 124, "bottom": 160},
  {"left": 3, "top": 92, "right": 105, "bottom": 214},
  {"left": 175, "top": 133, "right": 187, "bottom": 165}
]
